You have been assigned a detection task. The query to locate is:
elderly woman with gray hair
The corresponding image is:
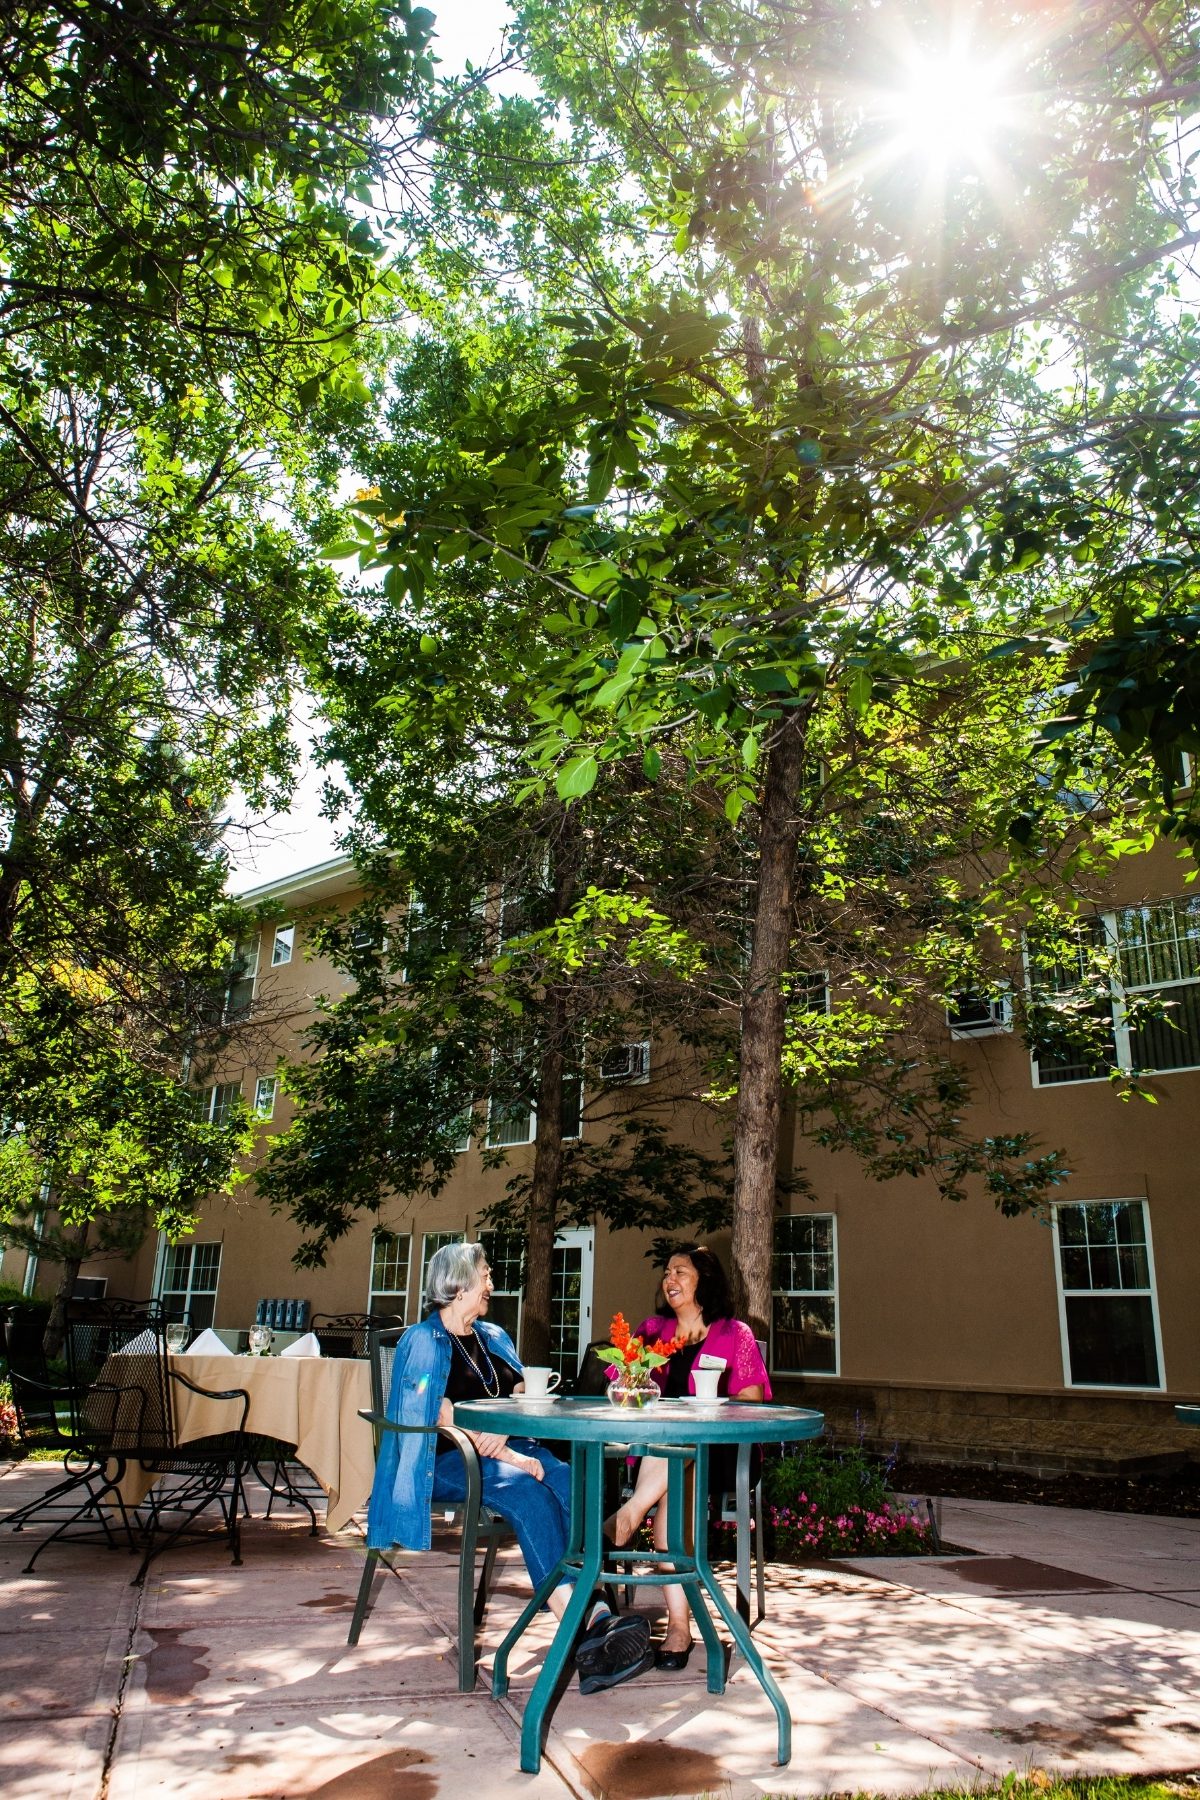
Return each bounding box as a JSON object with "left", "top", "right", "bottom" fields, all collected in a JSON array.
[{"left": 365, "top": 1240, "right": 651, "bottom": 1694}]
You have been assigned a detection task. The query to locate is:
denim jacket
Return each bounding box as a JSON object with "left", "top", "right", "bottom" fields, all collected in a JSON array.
[{"left": 365, "top": 1311, "right": 523, "bottom": 1552}]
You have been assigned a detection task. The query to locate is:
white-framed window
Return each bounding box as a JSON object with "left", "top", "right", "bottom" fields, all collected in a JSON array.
[
  {"left": 1029, "top": 896, "right": 1200, "bottom": 1085},
  {"left": 487, "top": 1043, "right": 536, "bottom": 1147},
  {"left": 350, "top": 919, "right": 388, "bottom": 954},
  {"left": 194, "top": 1081, "right": 241, "bottom": 1126},
  {"left": 368, "top": 1231, "right": 412, "bottom": 1321},
  {"left": 479, "top": 1229, "right": 524, "bottom": 1343},
  {"left": 223, "top": 935, "right": 259, "bottom": 1021},
  {"left": 771, "top": 1214, "right": 839, "bottom": 1375},
  {"left": 792, "top": 970, "right": 830, "bottom": 1013},
  {"left": 946, "top": 990, "right": 1013, "bottom": 1039},
  {"left": 561, "top": 1066, "right": 583, "bottom": 1140},
  {"left": 403, "top": 887, "right": 485, "bottom": 982},
  {"left": 1052, "top": 1200, "right": 1164, "bottom": 1390},
  {"left": 596, "top": 1040, "right": 650, "bottom": 1085},
  {"left": 271, "top": 923, "right": 294, "bottom": 966},
  {"left": 499, "top": 849, "right": 549, "bottom": 947},
  {"left": 418, "top": 1231, "right": 463, "bottom": 1308},
  {"left": 428, "top": 1047, "right": 473, "bottom": 1152},
  {"left": 486, "top": 1049, "right": 581, "bottom": 1145},
  {"left": 253, "top": 1076, "right": 277, "bottom": 1120},
  {"left": 451, "top": 1110, "right": 473, "bottom": 1153},
  {"left": 157, "top": 1240, "right": 222, "bottom": 1331}
]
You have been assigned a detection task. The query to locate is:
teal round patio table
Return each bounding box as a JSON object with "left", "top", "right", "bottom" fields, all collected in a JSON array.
[
  {"left": 1178, "top": 1405, "right": 1200, "bottom": 1426},
  {"left": 455, "top": 1394, "right": 824, "bottom": 1775}
]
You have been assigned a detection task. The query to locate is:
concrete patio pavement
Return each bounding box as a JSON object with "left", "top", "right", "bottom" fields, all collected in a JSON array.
[{"left": 1, "top": 1458, "right": 1198, "bottom": 1800}]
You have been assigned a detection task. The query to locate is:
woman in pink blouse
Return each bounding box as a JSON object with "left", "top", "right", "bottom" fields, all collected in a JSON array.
[{"left": 605, "top": 1244, "right": 771, "bottom": 1668}]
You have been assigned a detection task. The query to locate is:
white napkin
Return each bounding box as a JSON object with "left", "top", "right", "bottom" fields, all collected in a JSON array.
[
  {"left": 280, "top": 1331, "right": 321, "bottom": 1358},
  {"left": 180, "top": 1327, "right": 233, "bottom": 1356},
  {"left": 113, "top": 1328, "right": 157, "bottom": 1355}
]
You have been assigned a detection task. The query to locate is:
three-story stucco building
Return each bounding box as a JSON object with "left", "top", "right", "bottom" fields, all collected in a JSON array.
[{"left": 7, "top": 845, "right": 1197, "bottom": 1474}]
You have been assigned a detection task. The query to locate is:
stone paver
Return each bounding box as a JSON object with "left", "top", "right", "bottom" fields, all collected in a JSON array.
[{"left": 1, "top": 1461, "right": 1199, "bottom": 1798}]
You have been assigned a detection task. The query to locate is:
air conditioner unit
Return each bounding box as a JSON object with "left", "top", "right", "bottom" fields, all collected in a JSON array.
[
  {"left": 598, "top": 1041, "right": 650, "bottom": 1084},
  {"left": 72, "top": 1277, "right": 109, "bottom": 1300},
  {"left": 946, "top": 993, "right": 1012, "bottom": 1039}
]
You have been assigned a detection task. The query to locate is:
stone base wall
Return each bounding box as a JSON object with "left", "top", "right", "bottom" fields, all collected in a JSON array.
[{"left": 772, "top": 1377, "right": 1200, "bottom": 1476}]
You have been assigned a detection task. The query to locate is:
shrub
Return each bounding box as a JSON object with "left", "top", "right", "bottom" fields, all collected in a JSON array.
[
  {"left": 0, "top": 1377, "right": 17, "bottom": 1452},
  {"left": 764, "top": 1435, "right": 932, "bottom": 1558}
]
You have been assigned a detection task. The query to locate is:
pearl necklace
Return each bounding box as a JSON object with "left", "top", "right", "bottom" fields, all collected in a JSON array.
[{"left": 449, "top": 1326, "right": 500, "bottom": 1397}]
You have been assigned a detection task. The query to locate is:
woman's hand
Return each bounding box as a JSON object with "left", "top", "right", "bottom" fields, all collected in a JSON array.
[
  {"left": 731, "top": 1384, "right": 764, "bottom": 1402},
  {"left": 469, "top": 1430, "right": 509, "bottom": 1458}
]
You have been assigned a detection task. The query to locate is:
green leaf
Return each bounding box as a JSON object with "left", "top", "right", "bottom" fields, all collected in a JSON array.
[
  {"left": 744, "top": 668, "right": 792, "bottom": 694},
  {"left": 606, "top": 586, "right": 644, "bottom": 640},
  {"left": 846, "top": 669, "right": 872, "bottom": 715},
  {"left": 555, "top": 755, "right": 599, "bottom": 800}
]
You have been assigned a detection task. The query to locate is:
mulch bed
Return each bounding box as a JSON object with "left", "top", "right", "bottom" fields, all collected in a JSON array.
[{"left": 890, "top": 1456, "right": 1200, "bottom": 1520}]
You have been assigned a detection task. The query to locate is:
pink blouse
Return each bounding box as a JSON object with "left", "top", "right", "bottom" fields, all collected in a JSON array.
[{"left": 636, "top": 1314, "right": 773, "bottom": 1400}]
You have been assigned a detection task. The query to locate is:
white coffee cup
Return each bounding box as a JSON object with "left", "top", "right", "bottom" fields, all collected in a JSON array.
[
  {"left": 521, "top": 1366, "right": 562, "bottom": 1399},
  {"left": 692, "top": 1366, "right": 723, "bottom": 1401}
]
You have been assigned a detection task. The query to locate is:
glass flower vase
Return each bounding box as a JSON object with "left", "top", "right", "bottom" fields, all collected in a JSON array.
[{"left": 606, "top": 1370, "right": 661, "bottom": 1408}]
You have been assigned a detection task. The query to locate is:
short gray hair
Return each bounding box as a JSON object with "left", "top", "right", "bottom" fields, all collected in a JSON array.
[{"left": 424, "top": 1240, "right": 487, "bottom": 1312}]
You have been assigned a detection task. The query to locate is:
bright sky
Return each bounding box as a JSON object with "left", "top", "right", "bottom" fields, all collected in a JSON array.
[{"left": 227, "top": 0, "right": 520, "bottom": 894}]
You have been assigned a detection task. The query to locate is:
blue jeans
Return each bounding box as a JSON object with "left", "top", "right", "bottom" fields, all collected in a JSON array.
[{"left": 431, "top": 1438, "right": 573, "bottom": 1591}]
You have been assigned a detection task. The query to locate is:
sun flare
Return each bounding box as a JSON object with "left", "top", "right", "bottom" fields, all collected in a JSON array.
[{"left": 882, "top": 47, "right": 1014, "bottom": 170}]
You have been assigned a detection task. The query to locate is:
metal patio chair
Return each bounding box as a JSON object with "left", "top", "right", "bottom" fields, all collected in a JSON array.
[
  {"left": 310, "top": 1311, "right": 404, "bottom": 1360},
  {"left": 347, "top": 1326, "right": 513, "bottom": 1692},
  {"left": 100, "top": 1319, "right": 255, "bottom": 1583},
  {"left": 2, "top": 1365, "right": 145, "bottom": 1571}
]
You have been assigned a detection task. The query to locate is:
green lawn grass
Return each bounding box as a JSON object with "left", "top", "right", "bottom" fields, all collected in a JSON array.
[{"left": 762, "top": 1780, "right": 1196, "bottom": 1800}]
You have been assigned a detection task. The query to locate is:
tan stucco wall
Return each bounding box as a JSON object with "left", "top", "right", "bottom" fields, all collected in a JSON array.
[{"left": 58, "top": 843, "right": 1199, "bottom": 1472}]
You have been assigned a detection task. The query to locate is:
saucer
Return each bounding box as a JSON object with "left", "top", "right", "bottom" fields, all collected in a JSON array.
[
  {"left": 513, "top": 1392, "right": 561, "bottom": 1403},
  {"left": 684, "top": 1394, "right": 730, "bottom": 1405}
]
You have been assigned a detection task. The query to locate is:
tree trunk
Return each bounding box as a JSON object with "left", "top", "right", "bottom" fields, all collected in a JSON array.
[
  {"left": 731, "top": 708, "right": 808, "bottom": 1340},
  {"left": 517, "top": 806, "right": 580, "bottom": 1365},
  {"left": 42, "top": 1219, "right": 89, "bottom": 1361},
  {"left": 521, "top": 1032, "right": 565, "bottom": 1365}
]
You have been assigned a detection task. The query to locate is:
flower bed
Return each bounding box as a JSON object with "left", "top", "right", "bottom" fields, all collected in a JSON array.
[
  {"left": 769, "top": 1495, "right": 931, "bottom": 1557},
  {"left": 0, "top": 1378, "right": 17, "bottom": 1455},
  {"left": 762, "top": 1435, "right": 934, "bottom": 1559}
]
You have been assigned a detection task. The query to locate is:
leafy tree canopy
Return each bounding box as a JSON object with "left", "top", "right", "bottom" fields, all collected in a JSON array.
[{"left": 320, "top": 0, "right": 1200, "bottom": 1332}]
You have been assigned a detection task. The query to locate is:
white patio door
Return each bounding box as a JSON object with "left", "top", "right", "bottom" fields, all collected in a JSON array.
[{"left": 550, "top": 1228, "right": 594, "bottom": 1382}]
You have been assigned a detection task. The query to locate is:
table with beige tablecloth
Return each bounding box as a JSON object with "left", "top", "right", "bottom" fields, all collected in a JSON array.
[{"left": 112, "top": 1353, "right": 373, "bottom": 1532}]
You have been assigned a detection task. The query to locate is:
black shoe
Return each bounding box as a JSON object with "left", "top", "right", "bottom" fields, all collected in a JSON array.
[
  {"left": 579, "top": 1644, "right": 656, "bottom": 1695},
  {"left": 575, "top": 1612, "right": 651, "bottom": 1678},
  {"left": 654, "top": 1642, "right": 693, "bottom": 1671}
]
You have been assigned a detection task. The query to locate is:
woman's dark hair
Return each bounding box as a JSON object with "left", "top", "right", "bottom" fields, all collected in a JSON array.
[{"left": 662, "top": 1243, "right": 734, "bottom": 1323}]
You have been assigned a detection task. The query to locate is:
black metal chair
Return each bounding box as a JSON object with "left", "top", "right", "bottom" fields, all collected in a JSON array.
[
  {"left": 95, "top": 1320, "right": 255, "bottom": 1583},
  {"left": 1, "top": 1304, "right": 51, "bottom": 1384},
  {"left": 347, "top": 1327, "right": 513, "bottom": 1692},
  {"left": 2, "top": 1365, "right": 144, "bottom": 1571},
  {"left": 63, "top": 1297, "right": 162, "bottom": 1390},
  {"left": 310, "top": 1312, "right": 404, "bottom": 1360}
]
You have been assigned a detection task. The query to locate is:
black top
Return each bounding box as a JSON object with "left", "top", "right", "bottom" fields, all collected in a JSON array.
[
  {"left": 662, "top": 1339, "right": 704, "bottom": 1398},
  {"left": 438, "top": 1329, "right": 520, "bottom": 1453}
]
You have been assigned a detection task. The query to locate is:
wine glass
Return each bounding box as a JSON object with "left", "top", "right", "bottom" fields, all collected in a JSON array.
[
  {"left": 165, "top": 1323, "right": 189, "bottom": 1355},
  {"left": 248, "top": 1323, "right": 273, "bottom": 1357}
]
